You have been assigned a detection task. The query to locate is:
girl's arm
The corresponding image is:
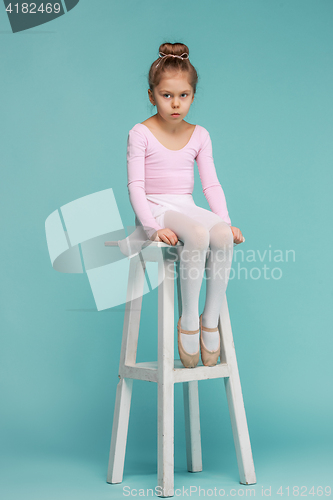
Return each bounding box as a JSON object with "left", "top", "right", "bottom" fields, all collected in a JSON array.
[
  {"left": 127, "top": 128, "right": 164, "bottom": 239},
  {"left": 195, "top": 128, "right": 232, "bottom": 226}
]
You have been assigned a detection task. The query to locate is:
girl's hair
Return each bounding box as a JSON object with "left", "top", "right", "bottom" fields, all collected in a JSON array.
[{"left": 148, "top": 42, "right": 198, "bottom": 94}]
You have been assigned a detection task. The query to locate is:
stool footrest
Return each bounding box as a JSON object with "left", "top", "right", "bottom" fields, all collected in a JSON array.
[{"left": 120, "top": 360, "right": 230, "bottom": 383}]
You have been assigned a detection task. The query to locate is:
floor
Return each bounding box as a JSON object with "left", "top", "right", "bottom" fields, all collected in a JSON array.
[{"left": 1, "top": 442, "right": 331, "bottom": 499}]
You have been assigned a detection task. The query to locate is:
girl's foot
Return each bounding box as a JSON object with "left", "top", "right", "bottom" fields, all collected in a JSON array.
[
  {"left": 200, "top": 314, "right": 220, "bottom": 367},
  {"left": 177, "top": 317, "right": 200, "bottom": 368},
  {"left": 201, "top": 322, "right": 219, "bottom": 351},
  {"left": 181, "top": 318, "right": 199, "bottom": 353}
]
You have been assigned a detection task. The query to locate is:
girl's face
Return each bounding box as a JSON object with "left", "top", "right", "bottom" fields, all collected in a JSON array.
[{"left": 149, "top": 71, "right": 195, "bottom": 124}]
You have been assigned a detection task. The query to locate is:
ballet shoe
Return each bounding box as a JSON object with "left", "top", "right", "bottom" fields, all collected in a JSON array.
[
  {"left": 199, "top": 314, "right": 220, "bottom": 367},
  {"left": 177, "top": 317, "right": 200, "bottom": 368}
]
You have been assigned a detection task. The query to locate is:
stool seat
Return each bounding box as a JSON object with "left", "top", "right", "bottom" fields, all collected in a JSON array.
[
  {"left": 105, "top": 239, "right": 256, "bottom": 497},
  {"left": 105, "top": 239, "right": 184, "bottom": 262},
  {"left": 105, "top": 240, "right": 184, "bottom": 247}
]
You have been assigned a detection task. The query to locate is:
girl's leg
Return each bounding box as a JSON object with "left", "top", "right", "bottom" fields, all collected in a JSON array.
[
  {"left": 201, "top": 222, "right": 234, "bottom": 350},
  {"left": 163, "top": 210, "right": 210, "bottom": 353}
]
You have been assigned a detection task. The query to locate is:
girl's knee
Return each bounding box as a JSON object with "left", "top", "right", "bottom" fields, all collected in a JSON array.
[
  {"left": 186, "top": 224, "right": 210, "bottom": 250},
  {"left": 210, "top": 222, "right": 234, "bottom": 250},
  {"left": 194, "top": 225, "right": 210, "bottom": 250}
]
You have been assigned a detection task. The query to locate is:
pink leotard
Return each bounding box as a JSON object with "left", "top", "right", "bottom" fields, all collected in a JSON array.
[{"left": 127, "top": 123, "right": 231, "bottom": 236}]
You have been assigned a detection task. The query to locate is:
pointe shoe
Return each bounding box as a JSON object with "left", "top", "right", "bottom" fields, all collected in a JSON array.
[
  {"left": 177, "top": 317, "right": 200, "bottom": 368},
  {"left": 199, "top": 314, "right": 220, "bottom": 367}
]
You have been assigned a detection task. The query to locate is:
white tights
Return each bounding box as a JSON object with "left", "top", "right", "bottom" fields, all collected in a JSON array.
[
  {"left": 163, "top": 210, "right": 234, "bottom": 353},
  {"left": 117, "top": 211, "right": 234, "bottom": 354}
]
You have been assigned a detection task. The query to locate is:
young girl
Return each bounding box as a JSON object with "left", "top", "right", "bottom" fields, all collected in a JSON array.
[{"left": 118, "top": 42, "right": 245, "bottom": 369}]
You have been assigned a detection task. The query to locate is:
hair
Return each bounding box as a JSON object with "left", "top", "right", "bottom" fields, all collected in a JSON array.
[{"left": 148, "top": 42, "right": 198, "bottom": 94}]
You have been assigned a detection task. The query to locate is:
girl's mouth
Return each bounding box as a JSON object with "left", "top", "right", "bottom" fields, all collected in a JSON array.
[{"left": 171, "top": 113, "right": 180, "bottom": 116}]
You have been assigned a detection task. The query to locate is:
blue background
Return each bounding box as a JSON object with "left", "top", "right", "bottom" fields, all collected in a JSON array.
[{"left": 1, "top": 1, "right": 332, "bottom": 498}]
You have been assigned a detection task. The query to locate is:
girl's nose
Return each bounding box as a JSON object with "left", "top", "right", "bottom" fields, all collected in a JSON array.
[{"left": 172, "top": 98, "right": 180, "bottom": 108}]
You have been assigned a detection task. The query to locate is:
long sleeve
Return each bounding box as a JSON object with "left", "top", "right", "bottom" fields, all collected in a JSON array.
[
  {"left": 127, "top": 128, "right": 163, "bottom": 239},
  {"left": 195, "top": 129, "right": 231, "bottom": 226}
]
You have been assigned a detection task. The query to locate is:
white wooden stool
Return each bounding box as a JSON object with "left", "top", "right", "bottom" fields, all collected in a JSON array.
[{"left": 105, "top": 240, "right": 256, "bottom": 497}]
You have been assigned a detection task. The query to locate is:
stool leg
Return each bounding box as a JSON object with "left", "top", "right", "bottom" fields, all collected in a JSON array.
[
  {"left": 176, "top": 261, "right": 203, "bottom": 473},
  {"left": 219, "top": 294, "right": 256, "bottom": 485},
  {"left": 157, "top": 256, "right": 175, "bottom": 497},
  {"left": 107, "top": 255, "right": 146, "bottom": 484},
  {"left": 107, "top": 377, "right": 133, "bottom": 483},
  {"left": 183, "top": 381, "right": 203, "bottom": 472}
]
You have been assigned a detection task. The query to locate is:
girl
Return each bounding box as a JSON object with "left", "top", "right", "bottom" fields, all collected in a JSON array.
[{"left": 118, "top": 42, "right": 245, "bottom": 368}]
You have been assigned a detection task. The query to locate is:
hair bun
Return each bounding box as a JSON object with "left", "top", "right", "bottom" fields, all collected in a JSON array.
[{"left": 158, "top": 42, "right": 189, "bottom": 57}]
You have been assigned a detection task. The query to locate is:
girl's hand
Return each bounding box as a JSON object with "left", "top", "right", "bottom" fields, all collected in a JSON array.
[
  {"left": 230, "top": 226, "right": 245, "bottom": 244},
  {"left": 151, "top": 228, "right": 179, "bottom": 246}
]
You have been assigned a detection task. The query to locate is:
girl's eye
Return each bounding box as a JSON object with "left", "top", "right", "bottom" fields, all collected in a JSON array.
[{"left": 162, "top": 93, "right": 188, "bottom": 98}]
